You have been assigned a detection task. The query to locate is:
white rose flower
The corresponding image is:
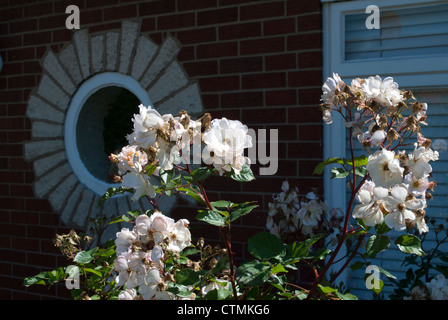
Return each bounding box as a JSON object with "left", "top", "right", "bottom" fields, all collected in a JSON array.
[
  {"left": 139, "top": 268, "right": 172, "bottom": 300},
  {"left": 403, "top": 173, "right": 429, "bottom": 197},
  {"left": 115, "top": 228, "right": 136, "bottom": 253},
  {"left": 407, "top": 143, "right": 439, "bottom": 179},
  {"left": 122, "top": 172, "right": 156, "bottom": 200},
  {"left": 352, "top": 185, "right": 388, "bottom": 227},
  {"left": 366, "top": 149, "right": 404, "bottom": 188},
  {"left": 383, "top": 185, "right": 425, "bottom": 231},
  {"left": 321, "top": 73, "right": 344, "bottom": 106},
  {"left": 166, "top": 220, "right": 192, "bottom": 252},
  {"left": 148, "top": 211, "right": 175, "bottom": 244},
  {"left": 117, "top": 145, "right": 148, "bottom": 174},
  {"left": 362, "top": 75, "right": 403, "bottom": 107},
  {"left": 127, "top": 105, "right": 164, "bottom": 149},
  {"left": 202, "top": 118, "right": 252, "bottom": 175},
  {"left": 118, "top": 288, "right": 138, "bottom": 300},
  {"left": 427, "top": 275, "right": 448, "bottom": 300}
]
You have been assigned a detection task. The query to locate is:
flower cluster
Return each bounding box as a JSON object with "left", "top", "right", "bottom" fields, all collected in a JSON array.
[
  {"left": 109, "top": 105, "right": 253, "bottom": 200},
  {"left": 266, "top": 181, "right": 344, "bottom": 243},
  {"left": 114, "top": 211, "right": 192, "bottom": 300},
  {"left": 405, "top": 274, "right": 448, "bottom": 300},
  {"left": 321, "top": 74, "right": 438, "bottom": 234}
]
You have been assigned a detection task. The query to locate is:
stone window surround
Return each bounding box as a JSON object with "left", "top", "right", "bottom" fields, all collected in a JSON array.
[{"left": 24, "top": 20, "right": 204, "bottom": 237}]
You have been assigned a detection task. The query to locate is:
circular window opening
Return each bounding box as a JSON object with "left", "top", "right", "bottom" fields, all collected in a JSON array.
[
  {"left": 65, "top": 72, "right": 152, "bottom": 196},
  {"left": 76, "top": 86, "right": 139, "bottom": 183}
]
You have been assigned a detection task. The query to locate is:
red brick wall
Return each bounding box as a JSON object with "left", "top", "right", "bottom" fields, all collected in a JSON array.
[{"left": 0, "top": 0, "right": 323, "bottom": 299}]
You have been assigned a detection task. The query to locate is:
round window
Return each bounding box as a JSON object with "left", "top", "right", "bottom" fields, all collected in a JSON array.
[{"left": 65, "top": 72, "right": 152, "bottom": 196}]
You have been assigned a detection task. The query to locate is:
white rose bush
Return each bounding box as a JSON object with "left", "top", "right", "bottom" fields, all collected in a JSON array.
[{"left": 23, "top": 74, "right": 448, "bottom": 300}]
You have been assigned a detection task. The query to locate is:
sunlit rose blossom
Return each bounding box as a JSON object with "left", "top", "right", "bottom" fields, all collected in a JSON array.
[
  {"left": 118, "top": 288, "right": 138, "bottom": 300},
  {"left": 366, "top": 149, "right": 404, "bottom": 188},
  {"left": 127, "top": 105, "right": 164, "bottom": 149},
  {"left": 407, "top": 143, "right": 439, "bottom": 179},
  {"left": 122, "top": 172, "right": 156, "bottom": 200},
  {"left": 202, "top": 118, "right": 252, "bottom": 175},
  {"left": 139, "top": 268, "right": 172, "bottom": 300},
  {"left": 426, "top": 274, "right": 448, "bottom": 300},
  {"left": 383, "top": 185, "right": 425, "bottom": 231},
  {"left": 362, "top": 75, "right": 403, "bottom": 107},
  {"left": 117, "top": 145, "right": 148, "bottom": 174},
  {"left": 321, "top": 73, "right": 344, "bottom": 106}
]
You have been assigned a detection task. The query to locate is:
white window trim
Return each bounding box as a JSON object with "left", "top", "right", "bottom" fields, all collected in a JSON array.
[
  {"left": 322, "top": 0, "right": 448, "bottom": 285},
  {"left": 64, "top": 72, "right": 152, "bottom": 196}
]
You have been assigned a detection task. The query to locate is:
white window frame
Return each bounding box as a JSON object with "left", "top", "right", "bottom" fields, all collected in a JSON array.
[
  {"left": 321, "top": 0, "right": 448, "bottom": 285},
  {"left": 65, "top": 72, "right": 152, "bottom": 196}
]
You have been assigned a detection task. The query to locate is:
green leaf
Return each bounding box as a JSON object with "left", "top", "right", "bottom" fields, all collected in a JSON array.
[
  {"left": 227, "top": 202, "right": 258, "bottom": 223},
  {"left": 178, "top": 187, "right": 205, "bottom": 205},
  {"left": 346, "top": 155, "right": 369, "bottom": 167},
  {"left": 330, "top": 167, "right": 349, "bottom": 179},
  {"left": 196, "top": 210, "right": 226, "bottom": 227},
  {"left": 248, "top": 232, "right": 286, "bottom": 261},
  {"left": 228, "top": 165, "right": 255, "bottom": 182},
  {"left": 354, "top": 166, "right": 367, "bottom": 177},
  {"left": 350, "top": 261, "right": 365, "bottom": 271},
  {"left": 377, "top": 266, "right": 396, "bottom": 280},
  {"left": 210, "top": 200, "right": 234, "bottom": 209},
  {"left": 313, "top": 158, "right": 344, "bottom": 175},
  {"left": 23, "top": 272, "right": 48, "bottom": 287},
  {"left": 366, "top": 235, "right": 390, "bottom": 258},
  {"left": 271, "top": 264, "right": 287, "bottom": 274},
  {"left": 395, "top": 234, "right": 425, "bottom": 256},
  {"left": 176, "top": 269, "right": 200, "bottom": 286},
  {"left": 375, "top": 221, "right": 391, "bottom": 235},
  {"left": 84, "top": 268, "right": 102, "bottom": 277},
  {"left": 192, "top": 167, "right": 214, "bottom": 182},
  {"left": 73, "top": 247, "right": 99, "bottom": 264},
  {"left": 159, "top": 168, "right": 174, "bottom": 185},
  {"left": 100, "top": 186, "right": 133, "bottom": 206},
  {"left": 204, "top": 288, "right": 231, "bottom": 300},
  {"left": 236, "top": 260, "right": 271, "bottom": 287},
  {"left": 318, "top": 284, "right": 337, "bottom": 294}
]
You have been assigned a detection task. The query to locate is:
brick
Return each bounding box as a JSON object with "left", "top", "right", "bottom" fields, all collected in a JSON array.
[
  {"left": 242, "top": 72, "right": 286, "bottom": 89},
  {"left": 148, "top": 61, "right": 189, "bottom": 103},
  {"left": 287, "top": 1, "right": 321, "bottom": 15},
  {"left": 73, "top": 28, "right": 91, "bottom": 79},
  {"left": 42, "top": 51, "right": 76, "bottom": 94},
  {"left": 178, "top": 0, "right": 218, "bottom": 11},
  {"left": 60, "top": 184, "right": 83, "bottom": 225},
  {"left": 184, "top": 60, "right": 218, "bottom": 77},
  {"left": 220, "top": 56, "right": 262, "bottom": 74},
  {"left": 158, "top": 12, "right": 195, "bottom": 30},
  {"left": 37, "top": 75, "right": 70, "bottom": 111},
  {"left": 105, "top": 32, "right": 119, "bottom": 72},
  {"left": 0, "top": 7, "right": 23, "bottom": 21},
  {"left": 139, "top": 0, "right": 176, "bottom": 16},
  {"left": 86, "top": 0, "right": 119, "bottom": 8},
  {"left": 298, "top": 13, "right": 322, "bottom": 32},
  {"left": 33, "top": 162, "right": 72, "bottom": 199},
  {"left": 289, "top": 70, "right": 322, "bottom": 87},
  {"left": 288, "top": 142, "right": 323, "bottom": 159},
  {"left": 59, "top": 43, "right": 83, "bottom": 85},
  {"left": 156, "top": 82, "right": 204, "bottom": 116},
  {"left": 219, "top": 22, "right": 261, "bottom": 40},
  {"left": 242, "top": 108, "right": 286, "bottom": 124},
  {"left": 104, "top": 4, "right": 137, "bottom": 21},
  {"left": 265, "top": 89, "right": 297, "bottom": 106},
  {"left": 140, "top": 36, "right": 181, "bottom": 89},
  {"left": 38, "top": 14, "right": 65, "bottom": 30},
  {"left": 90, "top": 34, "right": 105, "bottom": 74},
  {"left": 8, "top": 75, "right": 36, "bottom": 89},
  {"left": 7, "top": 47, "right": 34, "bottom": 61},
  {"left": 131, "top": 36, "right": 158, "bottom": 80},
  {"left": 264, "top": 17, "right": 296, "bottom": 36},
  {"left": 197, "top": 41, "right": 238, "bottom": 59},
  {"left": 23, "top": 31, "right": 51, "bottom": 46},
  {"left": 24, "top": 2, "right": 52, "bottom": 17},
  {"left": 48, "top": 174, "right": 78, "bottom": 212},
  {"left": 198, "top": 7, "right": 238, "bottom": 26},
  {"left": 31, "top": 121, "right": 63, "bottom": 139},
  {"left": 298, "top": 51, "right": 322, "bottom": 69},
  {"left": 265, "top": 53, "right": 296, "bottom": 71},
  {"left": 177, "top": 27, "right": 217, "bottom": 45},
  {"left": 221, "top": 91, "right": 263, "bottom": 108},
  {"left": 299, "top": 124, "right": 322, "bottom": 141},
  {"left": 240, "top": 2, "right": 284, "bottom": 21},
  {"left": 240, "top": 37, "right": 285, "bottom": 55},
  {"left": 198, "top": 75, "right": 239, "bottom": 92},
  {"left": 24, "top": 139, "right": 64, "bottom": 161},
  {"left": 26, "top": 95, "right": 65, "bottom": 124},
  {"left": 119, "top": 21, "right": 140, "bottom": 74},
  {"left": 10, "top": 19, "right": 38, "bottom": 34},
  {"left": 287, "top": 32, "right": 322, "bottom": 51},
  {"left": 298, "top": 88, "right": 322, "bottom": 105},
  {"left": 288, "top": 106, "right": 321, "bottom": 123}
]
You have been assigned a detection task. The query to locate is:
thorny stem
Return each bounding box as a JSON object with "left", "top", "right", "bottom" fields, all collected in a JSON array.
[
  {"left": 307, "top": 108, "right": 369, "bottom": 298},
  {"left": 198, "top": 179, "right": 239, "bottom": 299}
]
